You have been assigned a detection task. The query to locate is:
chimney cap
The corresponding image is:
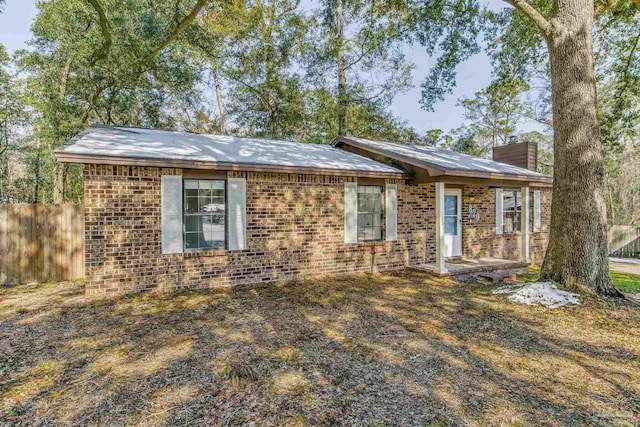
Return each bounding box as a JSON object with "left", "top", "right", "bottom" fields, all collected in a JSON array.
[{"left": 508, "top": 135, "right": 519, "bottom": 144}]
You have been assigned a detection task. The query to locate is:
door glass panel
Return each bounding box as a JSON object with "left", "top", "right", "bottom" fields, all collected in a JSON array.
[
  {"left": 445, "top": 195, "right": 457, "bottom": 215},
  {"left": 444, "top": 216, "right": 457, "bottom": 235}
]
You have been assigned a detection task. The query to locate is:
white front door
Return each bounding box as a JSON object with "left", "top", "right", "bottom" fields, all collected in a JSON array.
[{"left": 444, "top": 189, "right": 462, "bottom": 258}]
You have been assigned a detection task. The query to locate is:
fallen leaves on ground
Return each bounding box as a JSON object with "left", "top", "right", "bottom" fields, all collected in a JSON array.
[{"left": 0, "top": 271, "right": 639, "bottom": 426}]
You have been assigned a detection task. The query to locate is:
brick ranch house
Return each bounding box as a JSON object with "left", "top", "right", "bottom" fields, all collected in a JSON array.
[{"left": 55, "top": 126, "right": 552, "bottom": 296}]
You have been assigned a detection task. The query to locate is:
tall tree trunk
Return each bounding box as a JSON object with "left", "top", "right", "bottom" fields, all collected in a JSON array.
[
  {"left": 52, "top": 56, "right": 72, "bottom": 204},
  {"left": 540, "top": 0, "right": 618, "bottom": 295},
  {"left": 264, "top": 2, "right": 277, "bottom": 138},
  {"left": 212, "top": 67, "right": 227, "bottom": 134},
  {"left": 33, "top": 139, "right": 41, "bottom": 204},
  {"left": 336, "top": 0, "right": 347, "bottom": 136},
  {"left": 52, "top": 163, "right": 65, "bottom": 203}
]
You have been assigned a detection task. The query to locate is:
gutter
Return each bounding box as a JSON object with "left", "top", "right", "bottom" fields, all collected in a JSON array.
[{"left": 54, "top": 151, "right": 411, "bottom": 180}]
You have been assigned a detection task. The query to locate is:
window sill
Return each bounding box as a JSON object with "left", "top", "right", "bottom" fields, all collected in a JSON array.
[
  {"left": 354, "top": 240, "right": 388, "bottom": 246},
  {"left": 183, "top": 249, "right": 229, "bottom": 258},
  {"left": 501, "top": 231, "right": 542, "bottom": 236}
]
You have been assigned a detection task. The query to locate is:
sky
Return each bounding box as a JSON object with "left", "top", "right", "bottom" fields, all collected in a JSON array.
[{"left": 0, "top": 0, "right": 523, "bottom": 136}]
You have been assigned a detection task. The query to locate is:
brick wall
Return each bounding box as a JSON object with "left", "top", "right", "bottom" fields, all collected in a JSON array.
[
  {"left": 461, "top": 185, "right": 551, "bottom": 264},
  {"left": 83, "top": 165, "right": 550, "bottom": 296}
]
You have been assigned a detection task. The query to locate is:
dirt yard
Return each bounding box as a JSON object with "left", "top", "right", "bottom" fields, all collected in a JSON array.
[{"left": 1, "top": 271, "right": 639, "bottom": 426}]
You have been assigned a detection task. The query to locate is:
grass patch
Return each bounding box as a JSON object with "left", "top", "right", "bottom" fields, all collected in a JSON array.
[
  {"left": 611, "top": 271, "right": 640, "bottom": 292},
  {"left": 527, "top": 264, "right": 640, "bottom": 293},
  {"left": 0, "top": 271, "right": 638, "bottom": 426}
]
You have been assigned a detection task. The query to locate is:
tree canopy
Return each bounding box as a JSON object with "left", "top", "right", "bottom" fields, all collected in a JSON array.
[{"left": 0, "top": 0, "right": 637, "bottom": 242}]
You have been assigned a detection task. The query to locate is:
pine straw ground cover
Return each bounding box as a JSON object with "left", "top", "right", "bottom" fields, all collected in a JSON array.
[{"left": 1, "top": 271, "right": 639, "bottom": 427}]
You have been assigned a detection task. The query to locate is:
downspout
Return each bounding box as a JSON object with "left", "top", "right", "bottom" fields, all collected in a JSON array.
[{"left": 370, "top": 246, "right": 376, "bottom": 273}]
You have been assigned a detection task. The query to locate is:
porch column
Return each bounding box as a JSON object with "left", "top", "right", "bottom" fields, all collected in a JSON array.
[
  {"left": 435, "top": 182, "right": 448, "bottom": 274},
  {"left": 521, "top": 186, "right": 530, "bottom": 263}
]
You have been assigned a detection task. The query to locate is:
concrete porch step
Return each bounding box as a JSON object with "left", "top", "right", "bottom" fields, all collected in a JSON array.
[
  {"left": 412, "top": 258, "right": 529, "bottom": 278},
  {"left": 476, "top": 269, "right": 521, "bottom": 284}
]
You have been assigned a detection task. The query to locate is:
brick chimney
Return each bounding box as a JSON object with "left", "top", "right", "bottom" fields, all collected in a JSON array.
[{"left": 493, "top": 136, "right": 538, "bottom": 171}]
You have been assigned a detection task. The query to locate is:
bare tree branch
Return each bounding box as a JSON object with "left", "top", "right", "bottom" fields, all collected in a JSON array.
[
  {"left": 503, "top": 0, "right": 553, "bottom": 39},
  {"left": 86, "top": 0, "right": 111, "bottom": 64}
]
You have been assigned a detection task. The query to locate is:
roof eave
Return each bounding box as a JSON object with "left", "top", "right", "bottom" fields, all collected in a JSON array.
[
  {"left": 334, "top": 136, "right": 552, "bottom": 186},
  {"left": 441, "top": 169, "right": 553, "bottom": 185},
  {"left": 54, "top": 151, "right": 409, "bottom": 179}
]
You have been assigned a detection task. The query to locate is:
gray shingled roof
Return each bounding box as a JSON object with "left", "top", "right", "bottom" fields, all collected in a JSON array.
[
  {"left": 335, "top": 136, "right": 551, "bottom": 181},
  {"left": 55, "top": 126, "right": 405, "bottom": 176}
]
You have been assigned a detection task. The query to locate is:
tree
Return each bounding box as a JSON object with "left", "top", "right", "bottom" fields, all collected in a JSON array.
[
  {"left": 13, "top": 0, "right": 209, "bottom": 203},
  {"left": 440, "top": 128, "right": 490, "bottom": 157},
  {"left": 486, "top": 0, "right": 639, "bottom": 229},
  {"left": 458, "top": 79, "right": 531, "bottom": 147},
  {"left": 412, "top": 0, "right": 630, "bottom": 295},
  {"left": 424, "top": 128, "right": 444, "bottom": 146},
  {"left": 313, "top": 0, "right": 413, "bottom": 137},
  {"left": 219, "top": 0, "right": 312, "bottom": 139},
  {"left": 500, "top": 0, "right": 629, "bottom": 295}
]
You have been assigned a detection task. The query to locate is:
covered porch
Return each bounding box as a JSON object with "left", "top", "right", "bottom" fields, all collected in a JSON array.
[
  {"left": 333, "top": 136, "right": 553, "bottom": 277},
  {"left": 430, "top": 181, "right": 533, "bottom": 276}
]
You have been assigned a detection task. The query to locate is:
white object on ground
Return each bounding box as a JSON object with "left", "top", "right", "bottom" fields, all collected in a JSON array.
[
  {"left": 494, "top": 282, "right": 581, "bottom": 308},
  {"left": 491, "top": 283, "right": 526, "bottom": 294},
  {"left": 509, "top": 282, "right": 580, "bottom": 308},
  {"left": 610, "top": 257, "right": 640, "bottom": 265}
]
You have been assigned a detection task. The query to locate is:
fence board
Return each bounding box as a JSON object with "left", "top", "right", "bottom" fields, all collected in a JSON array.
[
  {"left": 0, "top": 204, "right": 84, "bottom": 285},
  {"left": 609, "top": 225, "right": 640, "bottom": 259}
]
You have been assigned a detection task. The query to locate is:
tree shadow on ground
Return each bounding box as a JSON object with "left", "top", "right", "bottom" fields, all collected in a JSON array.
[{"left": 0, "top": 271, "right": 638, "bottom": 426}]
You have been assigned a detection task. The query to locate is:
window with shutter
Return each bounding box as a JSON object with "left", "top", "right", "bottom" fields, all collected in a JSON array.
[{"left": 183, "top": 179, "right": 226, "bottom": 251}]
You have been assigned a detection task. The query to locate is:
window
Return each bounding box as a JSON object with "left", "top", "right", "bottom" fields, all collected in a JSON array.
[
  {"left": 444, "top": 194, "right": 458, "bottom": 235},
  {"left": 357, "top": 185, "right": 383, "bottom": 241},
  {"left": 184, "top": 179, "right": 226, "bottom": 251},
  {"left": 503, "top": 189, "right": 521, "bottom": 234}
]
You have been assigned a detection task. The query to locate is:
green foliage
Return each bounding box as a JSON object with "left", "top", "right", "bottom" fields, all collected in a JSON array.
[
  {"left": 409, "top": 0, "right": 485, "bottom": 111},
  {"left": 457, "top": 79, "right": 531, "bottom": 147},
  {"left": 440, "top": 128, "right": 489, "bottom": 157},
  {"left": 311, "top": 0, "right": 414, "bottom": 136},
  {"left": 0, "top": 0, "right": 424, "bottom": 203},
  {"left": 483, "top": 0, "right": 639, "bottom": 155}
]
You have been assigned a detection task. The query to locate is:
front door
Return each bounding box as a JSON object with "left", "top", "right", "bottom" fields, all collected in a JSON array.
[{"left": 444, "top": 189, "right": 462, "bottom": 258}]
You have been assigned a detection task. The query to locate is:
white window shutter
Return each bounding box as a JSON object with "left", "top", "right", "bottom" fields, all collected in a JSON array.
[
  {"left": 533, "top": 190, "right": 541, "bottom": 232},
  {"left": 385, "top": 183, "right": 398, "bottom": 241},
  {"left": 161, "top": 175, "right": 183, "bottom": 254},
  {"left": 344, "top": 182, "right": 358, "bottom": 243},
  {"left": 228, "top": 177, "right": 247, "bottom": 251},
  {"left": 495, "top": 188, "right": 503, "bottom": 235}
]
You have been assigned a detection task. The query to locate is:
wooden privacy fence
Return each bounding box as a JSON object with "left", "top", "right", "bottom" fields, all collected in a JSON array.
[
  {"left": 608, "top": 225, "right": 640, "bottom": 259},
  {"left": 0, "top": 204, "right": 84, "bottom": 286}
]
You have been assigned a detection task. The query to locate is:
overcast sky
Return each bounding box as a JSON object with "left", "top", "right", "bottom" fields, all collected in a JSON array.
[{"left": 0, "top": 0, "right": 533, "bottom": 136}]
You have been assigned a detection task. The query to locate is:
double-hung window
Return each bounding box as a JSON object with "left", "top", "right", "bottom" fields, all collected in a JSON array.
[
  {"left": 183, "top": 179, "right": 226, "bottom": 251},
  {"left": 357, "top": 185, "right": 383, "bottom": 241},
  {"left": 502, "top": 189, "right": 521, "bottom": 234}
]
